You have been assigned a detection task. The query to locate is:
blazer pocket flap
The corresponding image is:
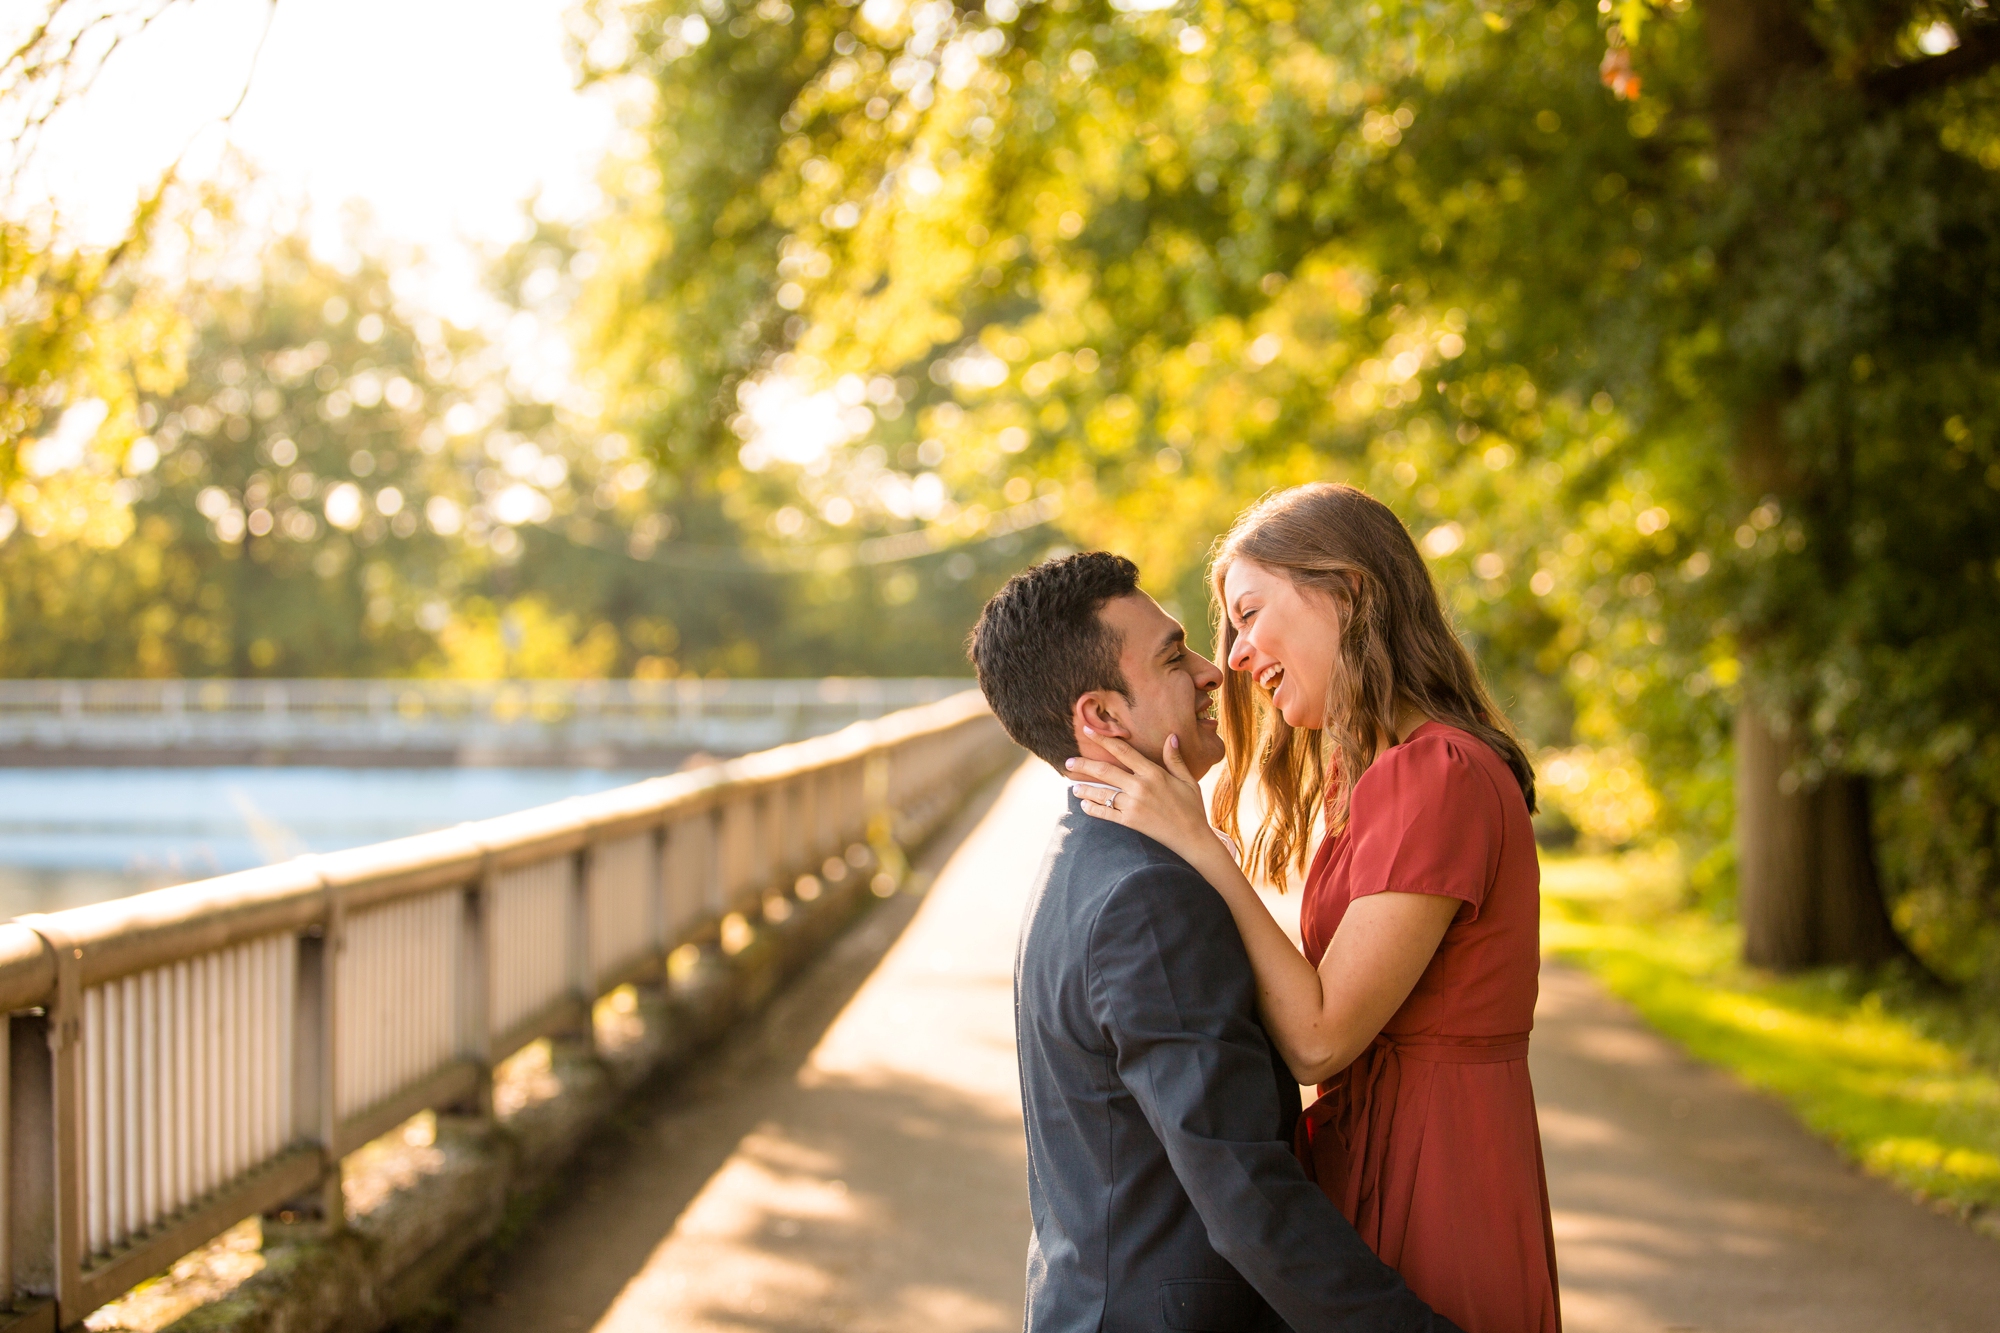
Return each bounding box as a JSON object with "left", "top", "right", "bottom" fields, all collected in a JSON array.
[{"left": 1159, "top": 1278, "right": 1261, "bottom": 1333}]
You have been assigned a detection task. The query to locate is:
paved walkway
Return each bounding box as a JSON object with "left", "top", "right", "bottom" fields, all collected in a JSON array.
[
  {"left": 1532, "top": 967, "right": 2000, "bottom": 1331},
  {"left": 459, "top": 760, "right": 2000, "bottom": 1332}
]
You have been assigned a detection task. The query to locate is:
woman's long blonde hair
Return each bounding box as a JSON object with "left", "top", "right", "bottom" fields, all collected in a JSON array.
[{"left": 1209, "top": 483, "right": 1536, "bottom": 888}]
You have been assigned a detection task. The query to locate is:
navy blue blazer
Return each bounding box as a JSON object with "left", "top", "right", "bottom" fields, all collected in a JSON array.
[{"left": 1015, "top": 795, "right": 1461, "bottom": 1333}]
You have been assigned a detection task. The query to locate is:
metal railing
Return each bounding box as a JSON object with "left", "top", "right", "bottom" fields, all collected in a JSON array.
[
  {"left": 0, "top": 678, "right": 973, "bottom": 760},
  {"left": 0, "top": 691, "right": 1013, "bottom": 1328}
]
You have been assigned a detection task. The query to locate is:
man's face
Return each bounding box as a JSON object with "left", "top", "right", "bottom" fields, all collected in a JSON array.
[{"left": 1077, "top": 593, "right": 1227, "bottom": 779}]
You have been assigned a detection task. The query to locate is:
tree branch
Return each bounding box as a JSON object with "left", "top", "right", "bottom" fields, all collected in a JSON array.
[
  {"left": 1866, "top": 21, "right": 2000, "bottom": 103},
  {"left": 1, "top": 0, "right": 188, "bottom": 196}
]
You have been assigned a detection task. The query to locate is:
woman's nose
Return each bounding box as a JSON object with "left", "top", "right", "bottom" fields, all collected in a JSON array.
[{"left": 1228, "top": 637, "right": 1253, "bottom": 671}]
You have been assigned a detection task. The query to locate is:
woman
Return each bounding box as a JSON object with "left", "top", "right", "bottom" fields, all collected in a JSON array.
[{"left": 1065, "top": 482, "right": 1560, "bottom": 1333}]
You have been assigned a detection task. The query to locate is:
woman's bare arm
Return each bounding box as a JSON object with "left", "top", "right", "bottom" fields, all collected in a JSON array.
[
  {"left": 1171, "top": 832, "right": 1456, "bottom": 1083},
  {"left": 1069, "top": 734, "right": 1457, "bottom": 1084}
]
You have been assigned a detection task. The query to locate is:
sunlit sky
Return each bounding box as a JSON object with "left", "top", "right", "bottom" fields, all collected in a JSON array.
[
  {"left": 15, "top": 0, "right": 866, "bottom": 471},
  {"left": 19, "top": 0, "right": 621, "bottom": 272}
]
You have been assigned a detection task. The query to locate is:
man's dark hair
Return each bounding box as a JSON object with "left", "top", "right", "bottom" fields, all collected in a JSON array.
[{"left": 968, "top": 551, "right": 1139, "bottom": 770}]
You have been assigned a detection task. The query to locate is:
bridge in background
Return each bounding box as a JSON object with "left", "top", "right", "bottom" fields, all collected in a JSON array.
[{"left": 0, "top": 678, "right": 970, "bottom": 767}]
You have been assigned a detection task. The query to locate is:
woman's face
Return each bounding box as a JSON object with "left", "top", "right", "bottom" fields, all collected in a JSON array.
[{"left": 1222, "top": 557, "right": 1344, "bottom": 731}]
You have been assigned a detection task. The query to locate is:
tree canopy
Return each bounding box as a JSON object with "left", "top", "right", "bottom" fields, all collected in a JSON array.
[{"left": 576, "top": 0, "right": 2000, "bottom": 984}]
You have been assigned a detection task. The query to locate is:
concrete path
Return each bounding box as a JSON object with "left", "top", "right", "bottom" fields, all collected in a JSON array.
[{"left": 458, "top": 760, "right": 2000, "bottom": 1332}]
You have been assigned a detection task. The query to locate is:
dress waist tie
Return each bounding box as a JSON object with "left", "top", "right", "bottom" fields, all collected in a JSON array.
[{"left": 1294, "top": 1032, "right": 1531, "bottom": 1245}]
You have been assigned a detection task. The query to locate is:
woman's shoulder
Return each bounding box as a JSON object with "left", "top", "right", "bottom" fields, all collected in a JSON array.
[{"left": 1352, "top": 721, "right": 1514, "bottom": 815}]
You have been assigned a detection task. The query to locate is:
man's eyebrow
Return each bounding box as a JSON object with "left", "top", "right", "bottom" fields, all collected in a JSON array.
[{"left": 1156, "top": 626, "right": 1186, "bottom": 658}]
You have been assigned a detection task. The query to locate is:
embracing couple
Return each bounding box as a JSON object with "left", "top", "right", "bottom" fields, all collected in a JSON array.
[{"left": 971, "top": 483, "right": 1560, "bottom": 1333}]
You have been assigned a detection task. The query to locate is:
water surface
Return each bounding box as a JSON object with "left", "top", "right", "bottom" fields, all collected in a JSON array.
[{"left": 0, "top": 766, "right": 666, "bottom": 919}]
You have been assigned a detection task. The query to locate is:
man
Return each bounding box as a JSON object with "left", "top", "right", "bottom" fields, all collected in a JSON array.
[{"left": 971, "top": 551, "right": 1461, "bottom": 1333}]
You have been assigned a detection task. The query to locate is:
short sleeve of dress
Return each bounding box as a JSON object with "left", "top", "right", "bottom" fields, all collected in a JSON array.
[{"left": 1343, "top": 730, "right": 1505, "bottom": 923}]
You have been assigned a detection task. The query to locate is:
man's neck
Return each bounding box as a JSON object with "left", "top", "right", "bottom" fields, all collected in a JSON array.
[{"left": 1073, "top": 738, "right": 1159, "bottom": 770}]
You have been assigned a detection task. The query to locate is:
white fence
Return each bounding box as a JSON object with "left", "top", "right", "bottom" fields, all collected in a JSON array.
[
  {"left": 0, "top": 692, "right": 1013, "bottom": 1329},
  {"left": 0, "top": 677, "right": 972, "bottom": 759}
]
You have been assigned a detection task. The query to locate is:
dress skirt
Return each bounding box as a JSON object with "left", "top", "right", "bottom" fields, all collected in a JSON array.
[{"left": 1296, "top": 1034, "right": 1560, "bottom": 1333}]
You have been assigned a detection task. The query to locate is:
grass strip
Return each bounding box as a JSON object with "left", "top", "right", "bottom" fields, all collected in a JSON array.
[{"left": 1540, "top": 853, "right": 2000, "bottom": 1219}]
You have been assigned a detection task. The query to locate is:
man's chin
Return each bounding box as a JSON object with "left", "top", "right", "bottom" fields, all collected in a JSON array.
[{"left": 1184, "top": 730, "right": 1227, "bottom": 780}]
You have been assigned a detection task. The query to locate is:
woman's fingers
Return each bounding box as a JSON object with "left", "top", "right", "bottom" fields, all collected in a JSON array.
[
  {"left": 1073, "top": 788, "right": 1127, "bottom": 823},
  {"left": 1065, "top": 755, "right": 1161, "bottom": 803},
  {"left": 1162, "top": 734, "right": 1195, "bottom": 782},
  {"left": 1084, "top": 729, "right": 1163, "bottom": 774},
  {"left": 1063, "top": 756, "right": 1126, "bottom": 784}
]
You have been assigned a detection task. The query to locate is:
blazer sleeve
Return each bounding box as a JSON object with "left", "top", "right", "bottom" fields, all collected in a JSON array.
[{"left": 1088, "top": 860, "right": 1462, "bottom": 1333}]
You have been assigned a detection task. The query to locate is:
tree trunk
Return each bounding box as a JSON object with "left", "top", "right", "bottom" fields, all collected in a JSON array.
[
  {"left": 1735, "top": 700, "right": 1907, "bottom": 970},
  {"left": 1706, "top": 8, "right": 1919, "bottom": 975}
]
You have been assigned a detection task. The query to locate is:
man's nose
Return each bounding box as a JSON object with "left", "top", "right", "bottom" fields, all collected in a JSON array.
[{"left": 1191, "top": 651, "right": 1224, "bottom": 691}]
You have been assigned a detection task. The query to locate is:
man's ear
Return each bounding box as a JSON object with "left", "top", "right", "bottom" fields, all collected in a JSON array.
[{"left": 1072, "top": 690, "right": 1130, "bottom": 742}]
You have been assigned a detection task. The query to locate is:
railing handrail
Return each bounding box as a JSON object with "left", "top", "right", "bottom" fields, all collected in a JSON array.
[
  {"left": 0, "top": 690, "right": 989, "bottom": 1009},
  {"left": 0, "top": 687, "right": 1015, "bottom": 1326}
]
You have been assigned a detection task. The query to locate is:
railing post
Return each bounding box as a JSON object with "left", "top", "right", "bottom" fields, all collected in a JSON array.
[
  {"left": 816, "top": 769, "right": 836, "bottom": 869},
  {"left": 7, "top": 1010, "right": 54, "bottom": 1314},
  {"left": 622, "top": 824, "right": 676, "bottom": 1059},
  {"left": 705, "top": 806, "right": 726, "bottom": 923},
  {"left": 752, "top": 792, "right": 774, "bottom": 908},
  {"left": 647, "top": 826, "right": 669, "bottom": 963},
  {"left": 457, "top": 863, "right": 495, "bottom": 1121},
  {"left": 781, "top": 776, "right": 800, "bottom": 878},
  {"left": 14, "top": 920, "right": 85, "bottom": 1326},
  {"left": 269, "top": 907, "right": 343, "bottom": 1239},
  {"left": 864, "top": 749, "right": 894, "bottom": 872},
  {"left": 562, "top": 848, "right": 595, "bottom": 1053}
]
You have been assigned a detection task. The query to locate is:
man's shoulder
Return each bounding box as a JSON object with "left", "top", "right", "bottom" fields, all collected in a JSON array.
[
  {"left": 1053, "top": 799, "right": 1202, "bottom": 871},
  {"left": 1026, "top": 809, "right": 1196, "bottom": 946},
  {"left": 1044, "top": 807, "right": 1210, "bottom": 908},
  {"left": 1029, "top": 808, "right": 1238, "bottom": 963}
]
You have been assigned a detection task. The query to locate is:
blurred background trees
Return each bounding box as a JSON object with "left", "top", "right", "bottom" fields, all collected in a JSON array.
[
  {"left": 0, "top": 187, "right": 1042, "bottom": 681},
  {"left": 4, "top": 0, "right": 1998, "bottom": 990}
]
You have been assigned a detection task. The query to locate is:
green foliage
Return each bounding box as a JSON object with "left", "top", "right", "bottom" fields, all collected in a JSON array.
[
  {"left": 583, "top": 0, "right": 2000, "bottom": 982},
  {"left": 1544, "top": 853, "right": 2000, "bottom": 1215},
  {"left": 0, "top": 204, "right": 188, "bottom": 527},
  {"left": 0, "top": 0, "right": 220, "bottom": 503}
]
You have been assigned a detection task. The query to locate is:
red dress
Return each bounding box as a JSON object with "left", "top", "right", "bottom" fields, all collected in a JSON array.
[{"left": 1295, "top": 721, "right": 1561, "bottom": 1333}]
